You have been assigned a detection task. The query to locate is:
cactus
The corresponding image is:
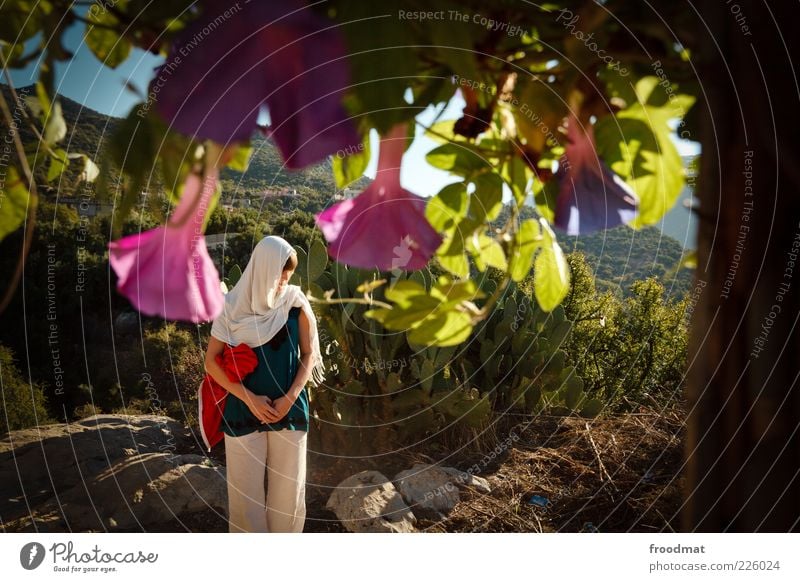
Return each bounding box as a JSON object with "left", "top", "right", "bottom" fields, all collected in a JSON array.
[{"left": 294, "top": 246, "right": 601, "bottom": 456}]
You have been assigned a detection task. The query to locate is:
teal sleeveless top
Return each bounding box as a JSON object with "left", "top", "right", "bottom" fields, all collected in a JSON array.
[{"left": 222, "top": 306, "right": 309, "bottom": 436}]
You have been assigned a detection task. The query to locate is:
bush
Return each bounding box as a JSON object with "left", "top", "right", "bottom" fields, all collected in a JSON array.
[
  {"left": 560, "top": 253, "right": 689, "bottom": 410},
  {"left": 0, "top": 344, "right": 53, "bottom": 434}
]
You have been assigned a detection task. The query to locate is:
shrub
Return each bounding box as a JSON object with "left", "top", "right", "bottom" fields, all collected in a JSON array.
[{"left": 0, "top": 344, "right": 53, "bottom": 434}]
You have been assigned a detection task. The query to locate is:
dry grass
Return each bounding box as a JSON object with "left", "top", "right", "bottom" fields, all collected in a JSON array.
[{"left": 3, "top": 404, "right": 684, "bottom": 532}]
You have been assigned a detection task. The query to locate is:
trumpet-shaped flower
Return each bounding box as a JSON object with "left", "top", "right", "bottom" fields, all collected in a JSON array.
[
  {"left": 108, "top": 171, "right": 224, "bottom": 323},
  {"left": 154, "top": 0, "right": 360, "bottom": 169},
  {"left": 554, "top": 115, "right": 639, "bottom": 235},
  {"left": 315, "top": 125, "right": 443, "bottom": 271}
]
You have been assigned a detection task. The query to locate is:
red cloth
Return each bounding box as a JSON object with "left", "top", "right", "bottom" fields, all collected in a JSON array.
[{"left": 198, "top": 343, "right": 258, "bottom": 451}]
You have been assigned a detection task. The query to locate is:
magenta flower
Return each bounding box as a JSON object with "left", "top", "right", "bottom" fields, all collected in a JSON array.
[
  {"left": 315, "top": 125, "right": 443, "bottom": 271},
  {"left": 554, "top": 115, "right": 639, "bottom": 235},
  {"left": 108, "top": 171, "right": 224, "bottom": 323},
  {"left": 153, "top": 0, "right": 360, "bottom": 169}
]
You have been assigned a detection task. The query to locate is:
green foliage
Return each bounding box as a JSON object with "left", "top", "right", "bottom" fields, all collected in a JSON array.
[
  {"left": 564, "top": 224, "right": 693, "bottom": 300},
  {"left": 595, "top": 77, "right": 694, "bottom": 228},
  {"left": 332, "top": 135, "right": 370, "bottom": 188},
  {"left": 559, "top": 252, "right": 689, "bottom": 409},
  {"left": 0, "top": 167, "right": 31, "bottom": 243},
  {"left": 0, "top": 344, "right": 52, "bottom": 434}
]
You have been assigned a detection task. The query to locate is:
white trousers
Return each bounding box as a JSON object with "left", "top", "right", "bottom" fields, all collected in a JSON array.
[{"left": 223, "top": 428, "right": 307, "bottom": 533}]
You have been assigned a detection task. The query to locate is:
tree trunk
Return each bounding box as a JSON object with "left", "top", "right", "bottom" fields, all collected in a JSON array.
[{"left": 684, "top": 0, "right": 800, "bottom": 531}]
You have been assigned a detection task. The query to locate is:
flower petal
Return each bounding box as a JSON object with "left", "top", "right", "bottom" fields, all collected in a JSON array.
[
  {"left": 553, "top": 116, "right": 639, "bottom": 235},
  {"left": 315, "top": 124, "right": 442, "bottom": 270},
  {"left": 315, "top": 187, "right": 442, "bottom": 271},
  {"left": 108, "top": 172, "right": 224, "bottom": 322},
  {"left": 154, "top": 0, "right": 359, "bottom": 167}
]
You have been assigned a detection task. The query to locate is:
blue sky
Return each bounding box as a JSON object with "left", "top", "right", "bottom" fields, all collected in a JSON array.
[{"left": 9, "top": 21, "right": 700, "bottom": 200}]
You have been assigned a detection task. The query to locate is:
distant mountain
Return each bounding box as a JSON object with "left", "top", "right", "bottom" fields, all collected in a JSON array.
[
  {"left": 564, "top": 224, "right": 694, "bottom": 300},
  {"left": 0, "top": 84, "right": 360, "bottom": 201}
]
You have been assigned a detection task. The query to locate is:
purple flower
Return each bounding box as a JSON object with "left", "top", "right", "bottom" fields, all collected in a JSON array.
[
  {"left": 154, "top": 0, "right": 360, "bottom": 169},
  {"left": 554, "top": 115, "right": 639, "bottom": 235},
  {"left": 315, "top": 124, "right": 443, "bottom": 271},
  {"left": 108, "top": 170, "right": 224, "bottom": 323}
]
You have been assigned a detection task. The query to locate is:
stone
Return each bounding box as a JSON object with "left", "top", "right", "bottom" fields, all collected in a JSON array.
[
  {"left": 35, "top": 452, "right": 227, "bottom": 531},
  {"left": 0, "top": 414, "right": 224, "bottom": 531},
  {"left": 326, "top": 470, "right": 416, "bottom": 532},
  {"left": 393, "top": 463, "right": 461, "bottom": 519},
  {"left": 441, "top": 466, "right": 492, "bottom": 494}
]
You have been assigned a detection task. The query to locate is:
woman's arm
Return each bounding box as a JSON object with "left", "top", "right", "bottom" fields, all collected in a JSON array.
[
  {"left": 286, "top": 309, "right": 314, "bottom": 403},
  {"left": 204, "top": 335, "right": 275, "bottom": 423}
]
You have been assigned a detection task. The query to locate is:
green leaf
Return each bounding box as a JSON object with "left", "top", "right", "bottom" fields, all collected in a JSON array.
[
  {"left": 468, "top": 230, "right": 507, "bottom": 271},
  {"left": 509, "top": 218, "right": 541, "bottom": 281},
  {"left": 367, "top": 276, "right": 480, "bottom": 346},
  {"left": 563, "top": 371, "right": 584, "bottom": 409},
  {"left": 307, "top": 239, "right": 328, "bottom": 282},
  {"left": 332, "top": 135, "right": 370, "bottom": 188},
  {"left": 534, "top": 219, "right": 570, "bottom": 311},
  {"left": 427, "top": 15, "right": 480, "bottom": 81},
  {"left": 337, "top": 1, "right": 418, "bottom": 133},
  {"left": 420, "top": 359, "right": 434, "bottom": 391},
  {"left": 84, "top": 9, "right": 131, "bottom": 68},
  {"left": 470, "top": 172, "right": 503, "bottom": 222},
  {"left": 426, "top": 143, "right": 487, "bottom": 176},
  {"left": 365, "top": 294, "right": 440, "bottom": 330},
  {"left": 225, "top": 264, "right": 242, "bottom": 287},
  {"left": 425, "top": 120, "right": 457, "bottom": 144},
  {"left": 226, "top": 143, "right": 253, "bottom": 172},
  {"left": 0, "top": 167, "right": 31, "bottom": 242},
  {"left": 430, "top": 275, "right": 485, "bottom": 307},
  {"left": 502, "top": 155, "right": 532, "bottom": 207},
  {"left": 679, "top": 251, "right": 697, "bottom": 269},
  {"left": 407, "top": 310, "right": 473, "bottom": 347},
  {"left": 425, "top": 182, "right": 468, "bottom": 232},
  {"left": 46, "top": 148, "right": 69, "bottom": 182},
  {"left": 595, "top": 77, "right": 696, "bottom": 227},
  {"left": 514, "top": 77, "right": 567, "bottom": 153},
  {"left": 436, "top": 239, "right": 470, "bottom": 279},
  {"left": 23, "top": 81, "right": 52, "bottom": 120}
]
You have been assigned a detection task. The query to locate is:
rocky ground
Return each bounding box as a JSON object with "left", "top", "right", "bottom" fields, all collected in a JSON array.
[{"left": 0, "top": 405, "right": 684, "bottom": 533}]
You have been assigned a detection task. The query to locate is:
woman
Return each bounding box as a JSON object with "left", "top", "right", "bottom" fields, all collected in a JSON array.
[{"left": 204, "top": 235, "right": 325, "bottom": 533}]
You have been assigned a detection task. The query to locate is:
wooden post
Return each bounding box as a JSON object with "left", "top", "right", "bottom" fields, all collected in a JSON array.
[{"left": 684, "top": 0, "right": 800, "bottom": 531}]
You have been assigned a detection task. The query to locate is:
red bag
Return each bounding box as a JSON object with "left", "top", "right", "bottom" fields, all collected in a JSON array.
[{"left": 198, "top": 343, "right": 258, "bottom": 451}]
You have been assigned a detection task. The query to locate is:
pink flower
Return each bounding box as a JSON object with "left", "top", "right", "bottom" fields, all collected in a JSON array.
[
  {"left": 554, "top": 115, "right": 639, "bottom": 235},
  {"left": 315, "top": 125, "right": 443, "bottom": 271},
  {"left": 153, "top": 0, "right": 360, "bottom": 169},
  {"left": 108, "top": 171, "right": 224, "bottom": 323}
]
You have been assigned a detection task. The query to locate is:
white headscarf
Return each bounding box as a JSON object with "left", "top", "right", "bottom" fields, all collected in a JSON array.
[{"left": 210, "top": 235, "right": 326, "bottom": 387}]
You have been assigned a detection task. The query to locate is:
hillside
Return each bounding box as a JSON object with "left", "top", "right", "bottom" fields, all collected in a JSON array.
[
  {"left": 563, "top": 225, "right": 694, "bottom": 300},
  {"left": 0, "top": 84, "right": 356, "bottom": 201}
]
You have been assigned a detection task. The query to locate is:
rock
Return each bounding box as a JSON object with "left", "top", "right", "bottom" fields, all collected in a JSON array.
[
  {"left": 33, "top": 453, "right": 227, "bottom": 531},
  {"left": 393, "top": 463, "right": 461, "bottom": 519},
  {"left": 0, "top": 414, "right": 216, "bottom": 531},
  {"left": 441, "top": 466, "right": 492, "bottom": 494},
  {"left": 326, "top": 470, "right": 416, "bottom": 532}
]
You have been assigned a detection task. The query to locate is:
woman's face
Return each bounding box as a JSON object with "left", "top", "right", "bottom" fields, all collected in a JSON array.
[{"left": 276, "top": 268, "right": 294, "bottom": 294}]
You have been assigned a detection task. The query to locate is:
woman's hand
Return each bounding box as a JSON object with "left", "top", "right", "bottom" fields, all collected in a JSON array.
[
  {"left": 244, "top": 392, "right": 277, "bottom": 424},
  {"left": 264, "top": 395, "right": 293, "bottom": 423}
]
